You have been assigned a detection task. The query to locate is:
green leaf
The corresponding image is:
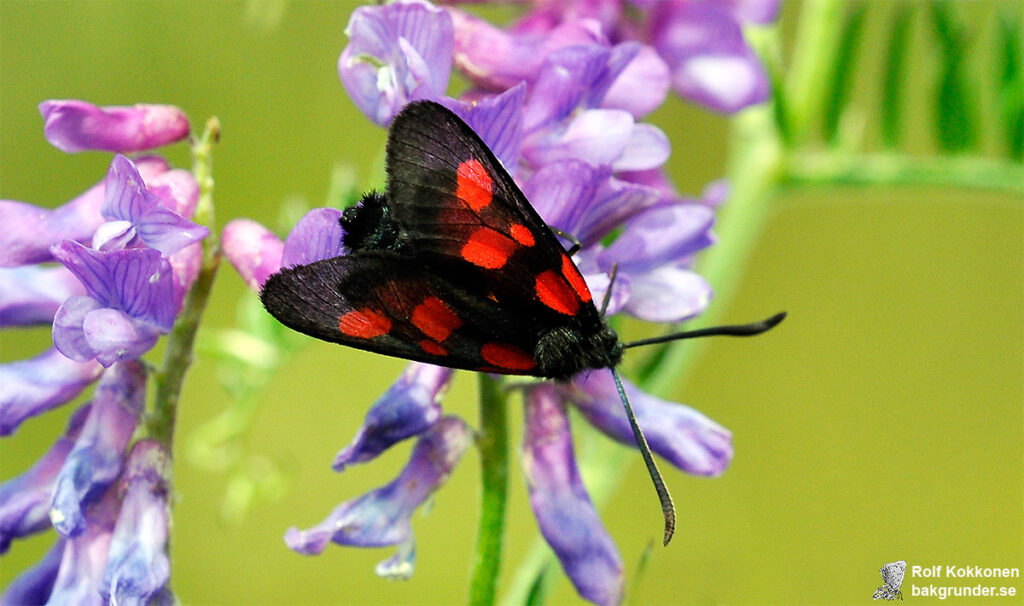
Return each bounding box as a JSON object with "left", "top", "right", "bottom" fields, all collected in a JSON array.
[
  {"left": 930, "top": 1, "right": 979, "bottom": 152},
  {"left": 996, "top": 11, "right": 1024, "bottom": 161},
  {"left": 881, "top": 4, "right": 913, "bottom": 148},
  {"left": 822, "top": 3, "right": 867, "bottom": 144},
  {"left": 523, "top": 564, "right": 553, "bottom": 606}
]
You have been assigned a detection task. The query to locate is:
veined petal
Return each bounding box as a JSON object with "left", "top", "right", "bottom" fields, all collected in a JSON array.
[
  {"left": 222, "top": 219, "right": 284, "bottom": 291},
  {"left": 50, "top": 362, "right": 145, "bottom": 538},
  {"left": 281, "top": 208, "right": 345, "bottom": 267},
  {"left": 134, "top": 205, "right": 209, "bottom": 256},
  {"left": 0, "top": 405, "right": 90, "bottom": 553},
  {"left": 39, "top": 100, "right": 189, "bottom": 154},
  {"left": 339, "top": 0, "right": 453, "bottom": 125},
  {"left": 522, "top": 385, "right": 623, "bottom": 606},
  {"left": 82, "top": 308, "right": 161, "bottom": 368},
  {"left": 0, "top": 538, "right": 65, "bottom": 605},
  {"left": 521, "top": 160, "right": 605, "bottom": 239},
  {"left": 0, "top": 349, "right": 102, "bottom": 436},
  {"left": 611, "top": 123, "right": 669, "bottom": 172},
  {"left": 571, "top": 371, "right": 733, "bottom": 476},
  {"left": 51, "top": 242, "right": 176, "bottom": 332},
  {"left": 100, "top": 440, "right": 171, "bottom": 606},
  {"left": 573, "top": 176, "right": 664, "bottom": 248},
  {"left": 0, "top": 265, "right": 84, "bottom": 327},
  {"left": 623, "top": 265, "right": 711, "bottom": 323},
  {"left": 523, "top": 45, "right": 612, "bottom": 132},
  {"left": 333, "top": 363, "right": 450, "bottom": 470},
  {"left": 53, "top": 296, "right": 104, "bottom": 363},
  {"left": 286, "top": 416, "right": 470, "bottom": 556},
  {"left": 601, "top": 45, "right": 670, "bottom": 118}
]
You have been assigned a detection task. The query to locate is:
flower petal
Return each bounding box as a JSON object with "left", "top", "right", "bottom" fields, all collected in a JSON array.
[
  {"left": 623, "top": 265, "right": 711, "bottom": 323},
  {"left": 39, "top": 100, "right": 189, "bottom": 154},
  {"left": 286, "top": 416, "right": 470, "bottom": 555},
  {"left": 521, "top": 160, "right": 605, "bottom": 239},
  {"left": 339, "top": 0, "right": 453, "bottom": 125},
  {"left": 443, "top": 82, "right": 526, "bottom": 172},
  {"left": 281, "top": 208, "right": 345, "bottom": 267},
  {"left": 100, "top": 440, "right": 171, "bottom": 605},
  {"left": 524, "top": 45, "right": 612, "bottom": 132},
  {"left": 522, "top": 109, "right": 634, "bottom": 168},
  {"left": 522, "top": 385, "right": 623, "bottom": 606},
  {"left": 0, "top": 265, "right": 84, "bottom": 327},
  {"left": 53, "top": 296, "right": 104, "bottom": 363},
  {"left": 83, "top": 308, "right": 161, "bottom": 367},
  {"left": 333, "top": 364, "right": 450, "bottom": 470},
  {"left": 611, "top": 122, "right": 669, "bottom": 172},
  {"left": 601, "top": 45, "right": 670, "bottom": 118},
  {"left": 222, "top": 219, "right": 285, "bottom": 291},
  {"left": 50, "top": 362, "right": 146, "bottom": 537},
  {"left": 0, "top": 405, "right": 90, "bottom": 553},
  {"left": 0, "top": 349, "right": 102, "bottom": 436},
  {"left": 571, "top": 371, "right": 733, "bottom": 476},
  {"left": 598, "top": 203, "right": 714, "bottom": 273},
  {"left": 46, "top": 486, "right": 120, "bottom": 605}
]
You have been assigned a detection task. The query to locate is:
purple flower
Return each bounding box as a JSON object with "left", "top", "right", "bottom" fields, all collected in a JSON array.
[
  {"left": 333, "top": 363, "right": 451, "bottom": 471},
  {"left": 1, "top": 405, "right": 90, "bottom": 552},
  {"left": 0, "top": 539, "right": 65, "bottom": 605},
  {"left": 522, "top": 384, "right": 624, "bottom": 606},
  {"left": 49, "top": 362, "right": 146, "bottom": 537},
  {"left": 221, "top": 219, "right": 285, "bottom": 290},
  {"left": 51, "top": 242, "right": 176, "bottom": 366},
  {"left": 0, "top": 349, "right": 102, "bottom": 436},
  {"left": 94, "top": 155, "right": 208, "bottom": 255},
  {"left": 39, "top": 100, "right": 190, "bottom": 154},
  {"left": 339, "top": 0, "right": 454, "bottom": 125},
  {"left": 99, "top": 440, "right": 171, "bottom": 605},
  {"left": 45, "top": 485, "right": 120, "bottom": 606},
  {"left": 0, "top": 265, "right": 84, "bottom": 327},
  {"left": 649, "top": 1, "right": 772, "bottom": 113},
  {"left": 286, "top": 417, "right": 471, "bottom": 577}
]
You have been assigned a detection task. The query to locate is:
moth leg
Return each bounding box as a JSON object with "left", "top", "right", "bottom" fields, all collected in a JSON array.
[
  {"left": 548, "top": 226, "right": 582, "bottom": 256},
  {"left": 600, "top": 263, "right": 619, "bottom": 317}
]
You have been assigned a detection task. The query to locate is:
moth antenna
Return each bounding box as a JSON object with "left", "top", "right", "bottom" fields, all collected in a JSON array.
[
  {"left": 599, "top": 263, "right": 619, "bottom": 318},
  {"left": 623, "top": 311, "right": 787, "bottom": 349},
  {"left": 611, "top": 367, "right": 676, "bottom": 546},
  {"left": 548, "top": 226, "right": 582, "bottom": 256}
]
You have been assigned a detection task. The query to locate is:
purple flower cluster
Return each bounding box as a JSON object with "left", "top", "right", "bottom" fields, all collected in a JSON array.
[
  {"left": 223, "top": 1, "right": 777, "bottom": 603},
  {"left": 2, "top": 100, "right": 201, "bottom": 604}
]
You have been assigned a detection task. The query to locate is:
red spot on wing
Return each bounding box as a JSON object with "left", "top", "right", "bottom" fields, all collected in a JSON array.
[
  {"left": 461, "top": 227, "right": 517, "bottom": 269},
  {"left": 456, "top": 159, "right": 493, "bottom": 211},
  {"left": 419, "top": 340, "right": 448, "bottom": 356},
  {"left": 338, "top": 308, "right": 392, "bottom": 338},
  {"left": 509, "top": 224, "right": 535, "bottom": 247},
  {"left": 535, "top": 269, "right": 580, "bottom": 315},
  {"left": 561, "top": 254, "right": 592, "bottom": 303},
  {"left": 412, "top": 296, "right": 462, "bottom": 342},
  {"left": 481, "top": 342, "right": 536, "bottom": 371}
]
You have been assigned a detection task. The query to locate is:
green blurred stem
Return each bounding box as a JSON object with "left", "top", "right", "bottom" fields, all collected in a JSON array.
[
  {"left": 787, "top": 152, "right": 1024, "bottom": 195},
  {"left": 469, "top": 374, "right": 510, "bottom": 606},
  {"left": 148, "top": 116, "right": 222, "bottom": 449}
]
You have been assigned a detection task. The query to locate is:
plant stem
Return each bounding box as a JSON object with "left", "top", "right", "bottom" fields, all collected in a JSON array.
[
  {"left": 148, "top": 116, "right": 222, "bottom": 449},
  {"left": 469, "top": 374, "right": 510, "bottom": 606}
]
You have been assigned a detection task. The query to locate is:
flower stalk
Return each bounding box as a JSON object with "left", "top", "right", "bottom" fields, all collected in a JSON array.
[{"left": 469, "top": 373, "right": 510, "bottom": 606}]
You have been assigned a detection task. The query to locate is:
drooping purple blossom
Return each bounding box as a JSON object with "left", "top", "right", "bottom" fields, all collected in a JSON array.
[
  {"left": 221, "top": 219, "right": 285, "bottom": 291},
  {"left": 286, "top": 417, "right": 471, "bottom": 578},
  {"left": 0, "top": 265, "right": 85, "bottom": 327},
  {"left": 39, "top": 100, "right": 190, "bottom": 154},
  {"left": 0, "top": 349, "right": 102, "bottom": 436},
  {"left": 49, "top": 362, "right": 146, "bottom": 538}
]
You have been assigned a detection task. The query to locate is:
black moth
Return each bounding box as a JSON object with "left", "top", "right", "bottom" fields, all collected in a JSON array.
[{"left": 261, "top": 100, "right": 785, "bottom": 544}]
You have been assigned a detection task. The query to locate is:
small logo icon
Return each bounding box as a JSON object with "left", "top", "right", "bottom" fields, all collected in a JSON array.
[{"left": 873, "top": 560, "right": 907, "bottom": 601}]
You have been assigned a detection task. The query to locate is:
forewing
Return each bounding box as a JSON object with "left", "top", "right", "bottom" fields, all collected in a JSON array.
[
  {"left": 261, "top": 251, "right": 545, "bottom": 375},
  {"left": 385, "top": 101, "right": 599, "bottom": 325}
]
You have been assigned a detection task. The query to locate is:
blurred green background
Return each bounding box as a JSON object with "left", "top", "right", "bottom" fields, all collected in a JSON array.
[{"left": 1, "top": 1, "right": 1021, "bottom": 604}]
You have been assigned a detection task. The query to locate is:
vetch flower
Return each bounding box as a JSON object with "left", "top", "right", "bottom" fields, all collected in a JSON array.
[
  {"left": 221, "top": 219, "right": 285, "bottom": 291},
  {"left": 0, "top": 265, "right": 84, "bottom": 327},
  {"left": 286, "top": 416, "right": 471, "bottom": 578},
  {"left": 522, "top": 384, "right": 624, "bottom": 606},
  {"left": 0, "top": 538, "right": 66, "bottom": 605},
  {"left": 39, "top": 100, "right": 190, "bottom": 154},
  {"left": 0, "top": 405, "right": 91, "bottom": 552},
  {"left": 0, "top": 349, "right": 102, "bottom": 436},
  {"left": 333, "top": 363, "right": 452, "bottom": 470},
  {"left": 99, "top": 439, "right": 172, "bottom": 605},
  {"left": 49, "top": 361, "right": 146, "bottom": 538},
  {"left": 51, "top": 243, "right": 176, "bottom": 367},
  {"left": 339, "top": 0, "right": 454, "bottom": 125}
]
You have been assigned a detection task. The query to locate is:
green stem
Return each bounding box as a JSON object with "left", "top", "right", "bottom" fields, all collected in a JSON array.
[
  {"left": 786, "top": 151, "right": 1024, "bottom": 195},
  {"left": 148, "top": 116, "right": 222, "bottom": 448},
  {"left": 469, "top": 374, "right": 510, "bottom": 606}
]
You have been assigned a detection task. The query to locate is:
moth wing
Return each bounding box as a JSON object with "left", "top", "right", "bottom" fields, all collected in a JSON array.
[
  {"left": 385, "top": 101, "right": 598, "bottom": 324},
  {"left": 261, "top": 251, "right": 545, "bottom": 375}
]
